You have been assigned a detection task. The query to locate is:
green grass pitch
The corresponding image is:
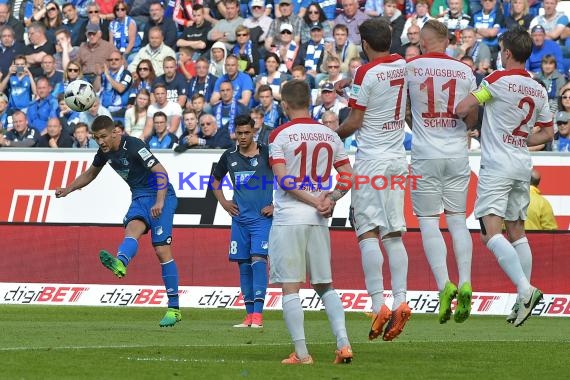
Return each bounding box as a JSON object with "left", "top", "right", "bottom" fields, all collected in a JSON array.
[{"left": 1, "top": 306, "right": 568, "bottom": 379}]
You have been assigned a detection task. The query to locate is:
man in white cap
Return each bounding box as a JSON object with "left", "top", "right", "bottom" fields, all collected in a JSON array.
[
  {"left": 264, "top": 0, "right": 302, "bottom": 50},
  {"left": 243, "top": 0, "right": 273, "bottom": 47}
]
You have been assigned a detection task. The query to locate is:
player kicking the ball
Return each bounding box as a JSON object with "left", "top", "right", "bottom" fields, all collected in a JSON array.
[
  {"left": 55, "top": 115, "right": 181, "bottom": 327},
  {"left": 456, "top": 27, "right": 553, "bottom": 327}
]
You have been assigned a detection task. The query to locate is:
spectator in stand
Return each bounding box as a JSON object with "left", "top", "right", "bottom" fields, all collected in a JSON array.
[
  {"left": 142, "top": 1, "right": 178, "bottom": 48},
  {"left": 294, "top": 23, "right": 326, "bottom": 79},
  {"left": 125, "top": 89, "right": 151, "bottom": 138},
  {"left": 431, "top": 0, "right": 469, "bottom": 17},
  {"left": 143, "top": 83, "right": 183, "bottom": 138},
  {"left": 128, "top": 27, "right": 176, "bottom": 77},
  {"left": 526, "top": 25, "right": 563, "bottom": 74},
  {"left": 557, "top": 87, "right": 570, "bottom": 116},
  {"left": 455, "top": 27, "right": 492, "bottom": 75},
  {"left": 317, "top": 56, "right": 345, "bottom": 89},
  {"left": 300, "top": 3, "right": 332, "bottom": 45},
  {"left": 57, "top": 93, "right": 81, "bottom": 135},
  {"left": 256, "top": 84, "right": 284, "bottom": 129},
  {"left": 190, "top": 93, "right": 207, "bottom": 118},
  {"left": 78, "top": 23, "right": 115, "bottom": 86},
  {"left": 209, "top": 41, "right": 228, "bottom": 77},
  {"left": 173, "top": 0, "right": 196, "bottom": 29},
  {"left": 529, "top": 0, "right": 568, "bottom": 41},
  {"left": 54, "top": 28, "right": 80, "bottom": 72},
  {"left": 43, "top": 2, "right": 63, "bottom": 45},
  {"left": 311, "top": 81, "right": 346, "bottom": 121},
  {"left": 62, "top": 3, "right": 87, "bottom": 48},
  {"left": 0, "top": 55, "right": 36, "bottom": 112},
  {"left": 504, "top": 0, "right": 533, "bottom": 30},
  {"left": 174, "top": 113, "right": 233, "bottom": 150},
  {"left": 405, "top": 44, "right": 421, "bottom": 60},
  {"left": 0, "top": 26, "right": 24, "bottom": 78},
  {"left": 213, "top": 81, "right": 250, "bottom": 137},
  {"left": 256, "top": 53, "right": 287, "bottom": 101},
  {"left": 73, "top": 122, "right": 99, "bottom": 148},
  {"left": 436, "top": 0, "right": 471, "bottom": 36},
  {"left": 264, "top": 0, "right": 303, "bottom": 50},
  {"left": 250, "top": 106, "right": 271, "bottom": 145},
  {"left": 0, "top": 110, "right": 40, "bottom": 147},
  {"left": 460, "top": 55, "right": 485, "bottom": 86},
  {"left": 535, "top": 54, "right": 567, "bottom": 114},
  {"left": 96, "top": 0, "right": 118, "bottom": 21},
  {"left": 0, "top": 4, "right": 24, "bottom": 44},
  {"left": 63, "top": 60, "right": 83, "bottom": 91},
  {"left": 321, "top": 109, "right": 338, "bottom": 130},
  {"left": 0, "top": 93, "right": 10, "bottom": 131},
  {"left": 78, "top": 97, "right": 113, "bottom": 129},
  {"left": 553, "top": 111, "right": 570, "bottom": 151},
  {"left": 232, "top": 25, "right": 261, "bottom": 76},
  {"left": 87, "top": 3, "right": 111, "bottom": 41},
  {"left": 210, "top": 55, "right": 255, "bottom": 106},
  {"left": 291, "top": 64, "right": 316, "bottom": 90},
  {"left": 243, "top": 0, "right": 273, "bottom": 48},
  {"left": 525, "top": 169, "right": 558, "bottom": 230},
  {"left": 177, "top": 5, "right": 212, "bottom": 59},
  {"left": 399, "top": 23, "right": 421, "bottom": 57},
  {"left": 25, "top": 22, "right": 56, "bottom": 78},
  {"left": 383, "top": 0, "right": 405, "bottom": 54},
  {"left": 178, "top": 47, "right": 196, "bottom": 81},
  {"left": 334, "top": 0, "right": 369, "bottom": 46},
  {"left": 270, "top": 23, "right": 299, "bottom": 73},
  {"left": 321, "top": 24, "right": 359, "bottom": 75},
  {"left": 204, "top": 0, "right": 227, "bottom": 25},
  {"left": 40, "top": 53, "right": 64, "bottom": 97},
  {"left": 207, "top": 0, "right": 244, "bottom": 50},
  {"left": 99, "top": 51, "right": 133, "bottom": 117},
  {"left": 38, "top": 117, "right": 74, "bottom": 148},
  {"left": 178, "top": 109, "right": 200, "bottom": 146},
  {"left": 27, "top": 77, "right": 59, "bottom": 133},
  {"left": 129, "top": 59, "right": 156, "bottom": 102},
  {"left": 188, "top": 57, "right": 218, "bottom": 104},
  {"left": 401, "top": 0, "right": 432, "bottom": 45},
  {"left": 108, "top": 1, "right": 139, "bottom": 57},
  {"left": 146, "top": 111, "right": 178, "bottom": 149},
  {"left": 364, "top": 0, "right": 384, "bottom": 18},
  {"left": 127, "top": 0, "right": 153, "bottom": 26},
  {"left": 25, "top": 0, "right": 49, "bottom": 28},
  {"left": 154, "top": 56, "right": 188, "bottom": 108},
  {"left": 470, "top": 0, "right": 504, "bottom": 60}
]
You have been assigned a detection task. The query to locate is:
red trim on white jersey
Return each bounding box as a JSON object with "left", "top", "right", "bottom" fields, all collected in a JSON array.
[
  {"left": 536, "top": 121, "right": 554, "bottom": 128},
  {"left": 484, "top": 69, "right": 532, "bottom": 85},
  {"left": 269, "top": 118, "right": 320, "bottom": 144},
  {"left": 334, "top": 158, "right": 350, "bottom": 168},
  {"left": 269, "top": 158, "right": 286, "bottom": 166}
]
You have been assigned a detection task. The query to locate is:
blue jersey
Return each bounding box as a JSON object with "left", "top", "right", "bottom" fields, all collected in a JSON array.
[
  {"left": 92, "top": 135, "right": 176, "bottom": 199},
  {"left": 8, "top": 74, "right": 33, "bottom": 110},
  {"left": 213, "top": 143, "right": 273, "bottom": 224},
  {"left": 213, "top": 72, "right": 254, "bottom": 103},
  {"left": 27, "top": 95, "right": 59, "bottom": 133}
]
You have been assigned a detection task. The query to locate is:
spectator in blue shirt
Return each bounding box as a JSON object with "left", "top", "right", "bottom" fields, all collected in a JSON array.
[
  {"left": 0, "top": 55, "right": 36, "bottom": 112},
  {"left": 470, "top": 0, "right": 504, "bottom": 55},
  {"left": 146, "top": 111, "right": 178, "bottom": 149},
  {"left": 27, "top": 77, "right": 59, "bottom": 133},
  {"left": 210, "top": 55, "right": 254, "bottom": 107},
  {"left": 526, "top": 25, "right": 564, "bottom": 74}
]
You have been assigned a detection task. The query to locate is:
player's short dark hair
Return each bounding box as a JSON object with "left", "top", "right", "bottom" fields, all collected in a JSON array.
[
  {"left": 499, "top": 26, "right": 532, "bottom": 64},
  {"left": 281, "top": 80, "right": 310, "bottom": 110},
  {"left": 257, "top": 84, "right": 273, "bottom": 96},
  {"left": 359, "top": 18, "right": 391, "bottom": 53},
  {"left": 193, "top": 4, "right": 204, "bottom": 11},
  {"left": 92, "top": 115, "right": 114, "bottom": 132},
  {"left": 235, "top": 114, "right": 254, "bottom": 128}
]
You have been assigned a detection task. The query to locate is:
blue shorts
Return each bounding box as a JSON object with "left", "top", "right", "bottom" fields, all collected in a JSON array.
[
  {"left": 228, "top": 217, "right": 271, "bottom": 262},
  {"left": 124, "top": 194, "right": 178, "bottom": 246}
]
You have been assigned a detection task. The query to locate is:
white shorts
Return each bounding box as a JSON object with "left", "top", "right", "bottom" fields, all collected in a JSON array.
[
  {"left": 268, "top": 225, "right": 332, "bottom": 285},
  {"left": 351, "top": 158, "right": 408, "bottom": 238},
  {"left": 474, "top": 174, "right": 530, "bottom": 221},
  {"left": 410, "top": 157, "right": 470, "bottom": 216}
]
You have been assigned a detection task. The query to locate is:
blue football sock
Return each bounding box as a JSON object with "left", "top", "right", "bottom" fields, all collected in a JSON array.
[
  {"left": 117, "top": 237, "right": 138, "bottom": 266},
  {"left": 239, "top": 262, "right": 254, "bottom": 314},
  {"left": 161, "top": 260, "right": 179, "bottom": 308},
  {"left": 252, "top": 259, "right": 267, "bottom": 314}
]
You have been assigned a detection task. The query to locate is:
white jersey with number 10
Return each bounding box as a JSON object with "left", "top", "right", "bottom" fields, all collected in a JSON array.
[
  {"left": 349, "top": 54, "right": 407, "bottom": 161},
  {"left": 406, "top": 53, "right": 477, "bottom": 159}
]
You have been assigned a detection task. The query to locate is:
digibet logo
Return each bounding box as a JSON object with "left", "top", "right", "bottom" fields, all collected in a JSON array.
[
  {"left": 99, "top": 288, "right": 188, "bottom": 306},
  {"left": 3, "top": 285, "right": 89, "bottom": 304}
]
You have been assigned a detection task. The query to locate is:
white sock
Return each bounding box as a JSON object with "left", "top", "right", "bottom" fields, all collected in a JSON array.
[
  {"left": 419, "top": 217, "right": 449, "bottom": 291},
  {"left": 487, "top": 234, "right": 531, "bottom": 297},
  {"left": 512, "top": 237, "right": 532, "bottom": 281},
  {"left": 321, "top": 289, "right": 350, "bottom": 349},
  {"left": 445, "top": 213, "right": 473, "bottom": 286},
  {"left": 359, "top": 238, "right": 384, "bottom": 313},
  {"left": 383, "top": 237, "right": 408, "bottom": 307},
  {"left": 282, "top": 293, "right": 309, "bottom": 358}
]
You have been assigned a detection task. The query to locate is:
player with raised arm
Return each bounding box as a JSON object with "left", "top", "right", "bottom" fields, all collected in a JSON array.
[
  {"left": 55, "top": 115, "right": 181, "bottom": 327},
  {"left": 336, "top": 18, "right": 411, "bottom": 341},
  {"left": 456, "top": 27, "right": 554, "bottom": 327},
  {"left": 211, "top": 115, "right": 273, "bottom": 329},
  {"left": 406, "top": 20, "right": 478, "bottom": 324},
  {"left": 269, "top": 79, "right": 354, "bottom": 365}
]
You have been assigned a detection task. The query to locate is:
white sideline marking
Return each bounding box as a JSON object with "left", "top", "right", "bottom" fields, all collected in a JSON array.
[{"left": 1, "top": 339, "right": 568, "bottom": 352}]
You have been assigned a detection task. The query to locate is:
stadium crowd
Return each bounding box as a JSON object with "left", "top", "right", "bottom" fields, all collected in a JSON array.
[{"left": 1, "top": 0, "right": 570, "bottom": 151}]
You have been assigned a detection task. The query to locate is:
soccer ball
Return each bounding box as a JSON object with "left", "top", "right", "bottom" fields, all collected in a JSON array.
[{"left": 64, "top": 80, "right": 96, "bottom": 112}]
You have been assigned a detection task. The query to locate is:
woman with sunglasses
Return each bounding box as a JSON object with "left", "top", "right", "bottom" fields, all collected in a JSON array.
[
  {"left": 232, "top": 25, "right": 260, "bottom": 76},
  {"left": 63, "top": 61, "right": 84, "bottom": 91},
  {"left": 43, "top": 2, "right": 64, "bottom": 44},
  {"left": 109, "top": 1, "right": 139, "bottom": 56},
  {"left": 300, "top": 3, "right": 331, "bottom": 44},
  {"left": 129, "top": 59, "right": 156, "bottom": 102}
]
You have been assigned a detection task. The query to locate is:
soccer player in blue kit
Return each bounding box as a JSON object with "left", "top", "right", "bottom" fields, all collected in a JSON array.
[
  {"left": 211, "top": 114, "right": 273, "bottom": 328},
  {"left": 55, "top": 115, "right": 181, "bottom": 327}
]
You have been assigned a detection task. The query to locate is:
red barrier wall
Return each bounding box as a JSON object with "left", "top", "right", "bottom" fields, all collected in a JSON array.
[{"left": 2, "top": 225, "right": 569, "bottom": 294}]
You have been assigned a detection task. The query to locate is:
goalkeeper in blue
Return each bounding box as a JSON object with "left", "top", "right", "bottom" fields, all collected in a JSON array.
[
  {"left": 211, "top": 114, "right": 273, "bottom": 328},
  {"left": 55, "top": 115, "right": 181, "bottom": 327}
]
